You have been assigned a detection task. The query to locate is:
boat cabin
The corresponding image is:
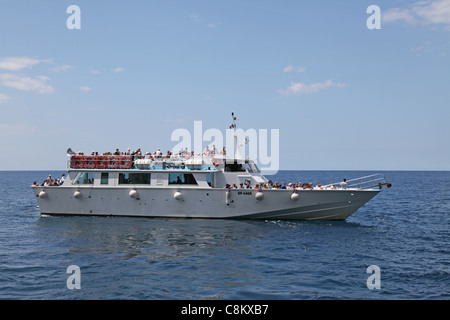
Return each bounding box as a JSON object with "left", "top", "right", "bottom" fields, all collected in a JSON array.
[{"left": 66, "top": 155, "right": 267, "bottom": 189}]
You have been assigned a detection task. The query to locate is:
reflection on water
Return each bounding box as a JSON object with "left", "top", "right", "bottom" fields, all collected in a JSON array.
[
  {"left": 31, "top": 215, "right": 376, "bottom": 299},
  {"left": 35, "top": 216, "right": 268, "bottom": 259},
  {"left": 33, "top": 216, "right": 285, "bottom": 299}
]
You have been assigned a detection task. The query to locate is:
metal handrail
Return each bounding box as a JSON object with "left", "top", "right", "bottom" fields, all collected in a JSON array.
[
  {"left": 322, "top": 173, "right": 392, "bottom": 190},
  {"left": 68, "top": 153, "right": 220, "bottom": 161}
]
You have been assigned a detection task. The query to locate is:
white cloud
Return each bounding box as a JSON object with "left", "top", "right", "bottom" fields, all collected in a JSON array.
[
  {"left": 79, "top": 86, "right": 92, "bottom": 92},
  {"left": 51, "top": 64, "right": 73, "bottom": 72},
  {"left": 113, "top": 67, "right": 124, "bottom": 73},
  {"left": 0, "top": 92, "right": 11, "bottom": 104},
  {"left": 0, "top": 73, "right": 54, "bottom": 94},
  {"left": 282, "top": 65, "right": 306, "bottom": 73},
  {"left": 0, "top": 57, "right": 41, "bottom": 71},
  {"left": 383, "top": 0, "right": 450, "bottom": 27},
  {"left": 189, "top": 14, "right": 201, "bottom": 22},
  {"left": 410, "top": 41, "right": 433, "bottom": 56},
  {"left": 278, "top": 80, "right": 346, "bottom": 95},
  {"left": 90, "top": 70, "right": 101, "bottom": 75},
  {"left": 383, "top": 8, "right": 417, "bottom": 25},
  {"left": 0, "top": 123, "right": 38, "bottom": 137},
  {"left": 188, "top": 13, "right": 219, "bottom": 29}
]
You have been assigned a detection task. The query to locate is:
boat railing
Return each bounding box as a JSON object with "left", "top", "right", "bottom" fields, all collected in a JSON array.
[{"left": 322, "top": 173, "right": 392, "bottom": 190}]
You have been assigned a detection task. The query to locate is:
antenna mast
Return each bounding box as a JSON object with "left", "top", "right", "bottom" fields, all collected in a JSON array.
[{"left": 231, "top": 112, "right": 243, "bottom": 160}]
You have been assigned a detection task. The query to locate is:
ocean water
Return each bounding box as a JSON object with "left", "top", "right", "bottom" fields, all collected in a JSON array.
[{"left": 0, "top": 170, "right": 448, "bottom": 300}]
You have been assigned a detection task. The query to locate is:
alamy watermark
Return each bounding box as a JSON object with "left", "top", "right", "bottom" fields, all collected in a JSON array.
[
  {"left": 66, "top": 5, "right": 381, "bottom": 31},
  {"left": 366, "top": 265, "right": 381, "bottom": 290},
  {"left": 367, "top": 5, "right": 381, "bottom": 30},
  {"left": 66, "top": 5, "right": 81, "bottom": 30},
  {"left": 170, "top": 120, "right": 280, "bottom": 175},
  {"left": 66, "top": 265, "right": 81, "bottom": 290},
  {"left": 65, "top": 264, "right": 381, "bottom": 291}
]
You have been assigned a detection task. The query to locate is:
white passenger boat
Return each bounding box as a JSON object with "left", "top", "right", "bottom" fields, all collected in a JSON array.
[{"left": 31, "top": 115, "right": 391, "bottom": 220}]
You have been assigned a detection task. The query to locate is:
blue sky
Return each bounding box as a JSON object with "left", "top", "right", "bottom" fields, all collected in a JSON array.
[{"left": 0, "top": 0, "right": 449, "bottom": 171}]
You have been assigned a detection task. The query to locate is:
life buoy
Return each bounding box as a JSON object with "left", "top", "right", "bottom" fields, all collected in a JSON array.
[
  {"left": 210, "top": 158, "right": 219, "bottom": 167},
  {"left": 119, "top": 156, "right": 132, "bottom": 169},
  {"left": 70, "top": 155, "right": 84, "bottom": 169},
  {"left": 84, "top": 156, "right": 96, "bottom": 169},
  {"left": 80, "top": 156, "right": 87, "bottom": 168},
  {"left": 95, "top": 156, "right": 108, "bottom": 169},
  {"left": 107, "top": 156, "right": 120, "bottom": 169}
]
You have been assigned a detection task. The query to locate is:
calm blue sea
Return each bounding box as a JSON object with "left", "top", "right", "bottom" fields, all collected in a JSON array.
[{"left": 0, "top": 170, "right": 448, "bottom": 300}]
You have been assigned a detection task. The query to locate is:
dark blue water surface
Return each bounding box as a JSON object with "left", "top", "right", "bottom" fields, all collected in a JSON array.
[{"left": 0, "top": 170, "right": 448, "bottom": 300}]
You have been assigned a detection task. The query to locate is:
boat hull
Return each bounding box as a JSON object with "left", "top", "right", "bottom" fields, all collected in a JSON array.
[{"left": 32, "top": 186, "right": 380, "bottom": 220}]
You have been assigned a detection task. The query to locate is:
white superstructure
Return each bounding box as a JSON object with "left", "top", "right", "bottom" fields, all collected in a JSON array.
[{"left": 31, "top": 115, "right": 391, "bottom": 220}]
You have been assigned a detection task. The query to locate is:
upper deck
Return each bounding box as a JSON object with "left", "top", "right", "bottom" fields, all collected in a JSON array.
[
  {"left": 69, "top": 154, "right": 207, "bottom": 171},
  {"left": 68, "top": 154, "right": 260, "bottom": 173},
  {"left": 66, "top": 153, "right": 266, "bottom": 189}
]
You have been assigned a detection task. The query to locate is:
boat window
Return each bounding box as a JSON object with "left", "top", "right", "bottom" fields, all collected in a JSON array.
[
  {"left": 168, "top": 173, "right": 197, "bottom": 185},
  {"left": 119, "top": 173, "right": 151, "bottom": 184},
  {"left": 101, "top": 172, "right": 109, "bottom": 185},
  {"left": 224, "top": 161, "right": 246, "bottom": 172},
  {"left": 72, "top": 172, "right": 95, "bottom": 185}
]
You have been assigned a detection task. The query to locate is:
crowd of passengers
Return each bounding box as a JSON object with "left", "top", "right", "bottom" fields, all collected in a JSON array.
[
  {"left": 33, "top": 174, "right": 66, "bottom": 187},
  {"left": 226, "top": 179, "right": 349, "bottom": 190},
  {"left": 34, "top": 172, "right": 349, "bottom": 190},
  {"left": 76, "top": 145, "right": 226, "bottom": 161}
]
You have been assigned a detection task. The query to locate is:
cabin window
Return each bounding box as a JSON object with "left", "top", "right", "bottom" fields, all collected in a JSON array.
[
  {"left": 101, "top": 172, "right": 109, "bottom": 185},
  {"left": 72, "top": 172, "right": 95, "bottom": 185},
  {"left": 119, "top": 173, "right": 151, "bottom": 184},
  {"left": 168, "top": 173, "right": 197, "bottom": 185},
  {"left": 224, "top": 161, "right": 246, "bottom": 172}
]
